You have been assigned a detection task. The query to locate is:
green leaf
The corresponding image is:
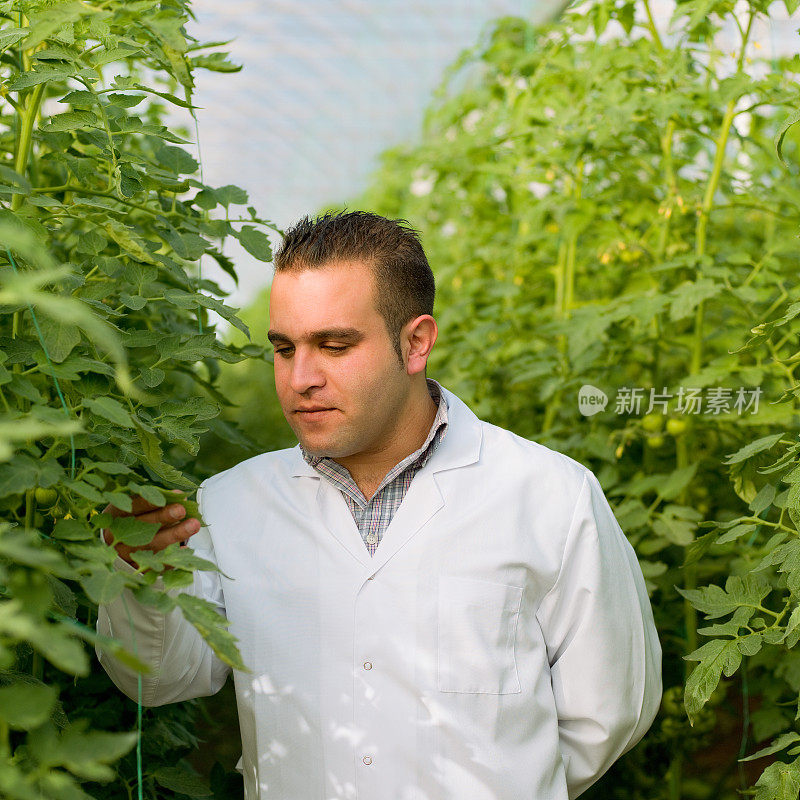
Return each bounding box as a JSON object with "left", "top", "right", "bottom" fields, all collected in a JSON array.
[
  {"left": 715, "top": 523, "right": 757, "bottom": 545},
  {"left": 175, "top": 594, "right": 248, "bottom": 671},
  {"left": 90, "top": 45, "right": 142, "bottom": 68},
  {"left": 103, "top": 219, "right": 158, "bottom": 264},
  {"left": 0, "top": 600, "right": 89, "bottom": 675},
  {"left": 0, "top": 682, "right": 57, "bottom": 729},
  {"left": 80, "top": 569, "right": 127, "bottom": 604},
  {"left": 676, "top": 573, "right": 771, "bottom": 619},
  {"left": 155, "top": 145, "right": 198, "bottom": 175},
  {"left": 154, "top": 765, "right": 213, "bottom": 797},
  {"left": 776, "top": 108, "right": 800, "bottom": 166},
  {"left": 235, "top": 226, "right": 272, "bottom": 262},
  {"left": 0, "top": 28, "right": 29, "bottom": 55},
  {"left": 0, "top": 528, "right": 74, "bottom": 577},
  {"left": 741, "top": 732, "right": 800, "bottom": 762},
  {"left": 683, "top": 638, "right": 742, "bottom": 722},
  {"left": 37, "top": 316, "right": 81, "bottom": 363},
  {"left": 7, "top": 65, "right": 72, "bottom": 91},
  {"left": 214, "top": 184, "right": 248, "bottom": 207},
  {"left": 750, "top": 483, "right": 777, "bottom": 516},
  {"left": 52, "top": 519, "right": 94, "bottom": 541},
  {"left": 669, "top": 279, "right": 723, "bottom": 322},
  {"left": 82, "top": 396, "right": 134, "bottom": 428},
  {"left": 658, "top": 463, "right": 699, "bottom": 501},
  {"left": 724, "top": 433, "right": 785, "bottom": 465},
  {"left": 41, "top": 111, "right": 98, "bottom": 132},
  {"left": 750, "top": 757, "right": 800, "bottom": 800},
  {"left": 29, "top": 720, "right": 138, "bottom": 782},
  {"left": 106, "top": 92, "right": 146, "bottom": 108},
  {"left": 107, "top": 516, "right": 160, "bottom": 547}
]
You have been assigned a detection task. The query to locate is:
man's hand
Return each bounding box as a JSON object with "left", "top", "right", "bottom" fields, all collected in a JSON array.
[{"left": 101, "top": 490, "right": 202, "bottom": 570}]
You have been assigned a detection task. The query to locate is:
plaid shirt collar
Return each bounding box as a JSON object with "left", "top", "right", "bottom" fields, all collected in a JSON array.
[{"left": 299, "top": 378, "right": 449, "bottom": 502}]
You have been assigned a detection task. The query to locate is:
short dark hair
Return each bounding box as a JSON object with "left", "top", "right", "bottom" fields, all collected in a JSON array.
[{"left": 272, "top": 210, "right": 435, "bottom": 365}]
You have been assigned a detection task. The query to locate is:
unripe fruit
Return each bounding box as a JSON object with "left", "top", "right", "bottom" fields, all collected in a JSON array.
[
  {"left": 666, "top": 417, "right": 690, "bottom": 436},
  {"left": 642, "top": 413, "right": 664, "bottom": 433},
  {"left": 34, "top": 487, "right": 58, "bottom": 507},
  {"left": 647, "top": 434, "right": 665, "bottom": 448}
]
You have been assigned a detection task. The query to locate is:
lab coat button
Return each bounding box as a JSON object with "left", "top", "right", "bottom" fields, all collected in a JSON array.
[
  {"left": 365, "top": 532, "right": 378, "bottom": 545},
  {"left": 363, "top": 661, "right": 372, "bottom": 670},
  {"left": 362, "top": 755, "right": 372, "bottom": 765}
]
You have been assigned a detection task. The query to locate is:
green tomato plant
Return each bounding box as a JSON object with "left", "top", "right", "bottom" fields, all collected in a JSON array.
[
  {"left": 353, "top": 0, "right": 800, "bottom": 797},
  {"left": 0, "top": 0, "right": 276, "bottom": 797}
]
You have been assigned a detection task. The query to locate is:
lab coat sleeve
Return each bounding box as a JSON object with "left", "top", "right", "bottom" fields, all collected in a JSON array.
[
  {"left": 535, "top": 469, "right": 662, "bottom": 799},
  {"left": 94, "top": 480, "right": 232, "bottom": 706}
]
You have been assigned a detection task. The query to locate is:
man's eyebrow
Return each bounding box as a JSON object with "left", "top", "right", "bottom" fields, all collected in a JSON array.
[{"left": 267, "top": 328, "right": 365, "bottom": 345}]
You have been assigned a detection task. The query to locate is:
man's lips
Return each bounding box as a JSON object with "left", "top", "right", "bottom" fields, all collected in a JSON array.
[{"left": 295, "top": 407, "right": 336, "bottom": 415}]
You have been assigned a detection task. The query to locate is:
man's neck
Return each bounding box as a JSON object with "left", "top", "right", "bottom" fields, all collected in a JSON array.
[{"left": 334, "top": 383, "right": 439, "bottom": 500}]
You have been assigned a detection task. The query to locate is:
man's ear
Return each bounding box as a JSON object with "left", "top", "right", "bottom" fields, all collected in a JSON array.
[{"left": 404, "top": 315, "right": 438, "bottom": 376}]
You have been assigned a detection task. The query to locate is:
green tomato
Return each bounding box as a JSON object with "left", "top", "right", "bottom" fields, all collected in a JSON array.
[
  {"left": 642, "top": 413, "right": 664, "bottom": 433},
  {"left": 647, "top": 434, "right": 665, "bottom": 448},
  {"left": 666, "top": 417, "right": 690, "bottom": 436},
  {"left": 34, "top": 487, "right": 58, "bottom": 508}
]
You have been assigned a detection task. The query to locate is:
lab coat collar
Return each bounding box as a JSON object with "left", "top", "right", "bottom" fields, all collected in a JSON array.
[
  {"left": 288, "top": 383, "right": 484, "bottom": 571},
  {"left": 288, "top": 383, "right": 482, "bottom": 479}
]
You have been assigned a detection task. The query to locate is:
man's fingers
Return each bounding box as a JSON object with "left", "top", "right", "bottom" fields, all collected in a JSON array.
[{"left": 126, "top": 517, "right": 201, "bottom": 554}]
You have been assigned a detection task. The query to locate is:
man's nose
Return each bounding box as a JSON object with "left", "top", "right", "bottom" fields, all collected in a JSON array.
[{"left": 288, "top": 349, "right": 325, "bottom": 394}]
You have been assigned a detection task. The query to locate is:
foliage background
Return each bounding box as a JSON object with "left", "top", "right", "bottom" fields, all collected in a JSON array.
[{"left": 0, "top": 0, "right": 273, "bottom": 797}]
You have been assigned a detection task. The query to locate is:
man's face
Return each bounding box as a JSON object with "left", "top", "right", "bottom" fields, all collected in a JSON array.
[{"left": 268, "top": 260, "right": 411, "bottom": 460}]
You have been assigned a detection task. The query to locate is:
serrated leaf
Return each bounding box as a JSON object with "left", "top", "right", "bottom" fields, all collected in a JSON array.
[
  {"left": 155, "top": 145, "right": 198, "bottom": 175},
  {"left": 154, "top": 765, "right": 213, "bottom": 797},
  {"left": 41, "top": 111, "right": 98, "bottom": 132},
  {"left": 214, "top": 184, "right": 248, "bottom": 207},
  {"left": 82, "top": 396, "right": 134, "bottom": 428},
  {"left": 750, "top": 757, "right": 800, "bottom": 800},
  {"left": 741, "top": 732, "right": 800, "bottom": 762},
  {"left": 174, "top": 594, "right": 247, "bottom": 671},
  {"left": 683, "top": 638, "right": 742, "bottom": 722},
  {"left": 7, "top": 65, "right": 72, "bottom": 90},
  {"left": 107, "top": 516, "right": 160, "bottom": 547},
  {"left": 235, "top": 226, "right": 272, "bottom": 262},
  {"left": 37, "top": 316, "right": 81, "bottom": 363},
  {"left": 669, "top": 279, "right": 722, "bottom": 322},
  {"left": 676, "top": 573, "right": 771, "bottom": 619},
  {"left": 776, "top": 108, "right": 800, "bottom": 166},
  {"left": 725, "top": 433, "right": 785, "bottom": 465}
]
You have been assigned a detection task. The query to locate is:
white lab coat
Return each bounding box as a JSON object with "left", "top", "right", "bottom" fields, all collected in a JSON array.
[{"left": 96, "top": 384, "right": 662, "bottom": 800}]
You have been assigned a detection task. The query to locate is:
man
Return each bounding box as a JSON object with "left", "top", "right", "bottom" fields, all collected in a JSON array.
[{"left": 96, "top": 210, "right": 662, "bottom": 800}]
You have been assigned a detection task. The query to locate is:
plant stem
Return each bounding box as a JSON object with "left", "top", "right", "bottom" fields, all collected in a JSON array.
[
  {"left": 11, "top": 83, "right": 45, "bottom": 212},
  {"left": 643, "top": 0, "right": 664, "bottom": 51},
  {"left": 24, "top": 488, "right": 34, "bottom": 530}
]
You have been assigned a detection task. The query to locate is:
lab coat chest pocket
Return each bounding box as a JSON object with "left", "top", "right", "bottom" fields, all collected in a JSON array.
[{"left": 437, "top": 575, "right": 524, "bottom": 694}]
